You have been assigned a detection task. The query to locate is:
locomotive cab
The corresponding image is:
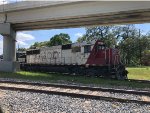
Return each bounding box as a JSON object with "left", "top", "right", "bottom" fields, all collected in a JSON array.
[
  {"left": 86, "top": 40, "right": 108, "bottom": 66},
  {"left": 86, "top": 40, "right": 128, "bottom": 79}
]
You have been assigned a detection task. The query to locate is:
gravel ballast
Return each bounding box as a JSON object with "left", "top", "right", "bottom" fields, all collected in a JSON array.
[{"left": 0, "top": 89, "right": 150, "bottom": 113}]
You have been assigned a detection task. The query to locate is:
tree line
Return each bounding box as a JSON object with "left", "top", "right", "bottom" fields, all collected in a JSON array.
[
  {"left": 78, "top": 25, "right": 150, "bottom": 66},
  {"left": 19, "top": 24, "right": 150, "bottom": 66}
]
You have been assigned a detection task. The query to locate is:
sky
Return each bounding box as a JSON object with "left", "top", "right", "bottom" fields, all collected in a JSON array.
[{"left": 0, "top": 23, "right": 150, "bottom": 55}]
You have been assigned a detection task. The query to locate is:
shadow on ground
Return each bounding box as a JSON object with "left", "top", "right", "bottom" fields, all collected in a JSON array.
[{"left": 0, "top": 107, "right": 3, "bottom": 113}]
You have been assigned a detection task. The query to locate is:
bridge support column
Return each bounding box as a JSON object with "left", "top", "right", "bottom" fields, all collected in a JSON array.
[{"left": 0, "top": 23, "right": 20, "bottom": 72}]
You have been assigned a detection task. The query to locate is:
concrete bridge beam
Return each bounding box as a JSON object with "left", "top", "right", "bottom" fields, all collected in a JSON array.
[{"left": 0, "top": 23, "right": 20, "bottom": 72}]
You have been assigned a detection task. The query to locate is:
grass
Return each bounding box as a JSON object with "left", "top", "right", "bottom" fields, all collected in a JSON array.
[
  {"left": 0, "top": 67, "right": 150, "bottom": 89},
  {"left": 127, "top": 66, "right": 150, "bottom": 80}
]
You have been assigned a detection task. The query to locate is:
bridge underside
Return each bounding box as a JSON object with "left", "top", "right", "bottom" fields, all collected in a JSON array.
[{"left": 13, "top": 9, "right": 150, "bottom": 31}]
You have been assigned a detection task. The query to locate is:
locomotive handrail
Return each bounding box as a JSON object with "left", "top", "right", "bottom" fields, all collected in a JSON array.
[
  {"left": 114, "top": 55, "right": 116, "bottom": 68},
  {"left": 108, "top": 48, "right": 111, "bottom": 67},
  {"left": 114, "top": 55, "right": 119, "bottom": 69},
  {"left": 105, "top": 49, "right": 107, "bottom": 63}
]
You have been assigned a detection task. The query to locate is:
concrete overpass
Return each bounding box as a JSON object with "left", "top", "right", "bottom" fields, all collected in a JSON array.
[{"left": 0, "top": 1, "right": 150, "bottom": 72}]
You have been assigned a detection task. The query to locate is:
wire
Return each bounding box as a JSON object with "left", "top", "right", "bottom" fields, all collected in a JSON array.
[
  {"left": 0, "top": 36, "right": 3, "bottom": 55},
  {"left": 2, "top": 0, "right": 4, "bottom": 10}
]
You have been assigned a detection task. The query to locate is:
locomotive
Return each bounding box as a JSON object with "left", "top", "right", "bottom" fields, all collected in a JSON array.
[{"left": 20, "top": 40, "right": 128, "bottom": 80}]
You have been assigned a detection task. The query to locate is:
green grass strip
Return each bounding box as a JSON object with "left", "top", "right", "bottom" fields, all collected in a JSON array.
[{"left": 0, "top": 67, "right": 150, "bottom": 89}]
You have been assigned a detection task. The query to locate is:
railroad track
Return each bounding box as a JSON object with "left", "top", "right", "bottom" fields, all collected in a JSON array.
[
  {"left": 127, "top": 79, "right": 150, "bottom": 84},
  {"left": 0, "top": 80, "right": 150, "bottom": 105}
]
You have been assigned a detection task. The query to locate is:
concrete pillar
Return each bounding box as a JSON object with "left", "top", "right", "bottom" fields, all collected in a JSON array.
[
  {"left": 3, "top": 34, "right": 16, "bottom": 61},
  {"left": 0, "top": 23, "right": 20, "bottom": 72}
]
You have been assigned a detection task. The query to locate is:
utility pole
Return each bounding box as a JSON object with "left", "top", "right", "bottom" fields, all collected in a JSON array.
[
  {"left": 139, "top": 29, "right": 142, "bottom": 65},
  {"left": 18, "top": 44, "right": 19, "bottom": 51},
  {"left": 17, "top": 44, "right": 19, "bottom": 61}
]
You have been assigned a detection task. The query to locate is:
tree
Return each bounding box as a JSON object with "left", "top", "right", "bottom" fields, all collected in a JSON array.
[
  {"left": 85, "top": 26, "right": 113, "bottom": 40},
  {"left": 82, "top": 26, "right": 117, "bottom": 47},
  {"left": 77, "top": 24, "right": 149, "bottom": 66},
  {"left": 49, "top": 33, "right": 72, "bottom": 46},
  {"left": 76, "top": 35, "right": 87, "bottom": 43},
  {"left": 141, "top": 50, "right": 150, "bottom": 66},
  {"left": 29, "top": 33, "right": 72, "bottom": 48},
  {"left": 114, "top": 25, "right": 140, "bottom": 65},
  {"left": 112, "top": 25, "right": 139, "bottom": 41},
  {"left": 17, "top": 48, "right": 26, "bottom": 51},
  {"left": 119, "top": 38, "right": 138, "bottom": 65},
  {"left": 30, "top": 41, "right": 50, "bottom": 49}
]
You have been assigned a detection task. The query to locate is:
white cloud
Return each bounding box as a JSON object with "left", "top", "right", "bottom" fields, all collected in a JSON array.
[
  {"left": 75, "top": 33, "right": 83, "bottom": 38},
  {"left": 17, "top": 32, "right": 35, "bottom": 41},
  {"left": 72, "top": 33, "right": 84, "bottom": 42},
  {"left": 17, "top": 40, "right": 28, "bottom": 46},
  {"left": 0, "top": 0, "right": 7, "bottom": 5},
  {"left": 0, "top": 32, "right": 35, "bottom": 55},
  {"left": 16, "top": 32, "right": 35, "bottom": 47},
  {"left": 0, "top": 40, "right": 3, "bottom": 55},
  {"left": 0, "top": 0, "right": 25, "bottom": 5}
]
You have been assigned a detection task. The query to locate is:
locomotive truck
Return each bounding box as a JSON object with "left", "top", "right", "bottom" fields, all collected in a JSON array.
[{"left": 20, "top": 40, "right": 128, "bottom": 80}]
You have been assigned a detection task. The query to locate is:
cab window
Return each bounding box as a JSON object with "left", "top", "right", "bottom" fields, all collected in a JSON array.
[
  {"left": 96, "top": 45, "right": 105, "bottom": 51},
  {"left": 84, "top": 45, "right": 91, "bottom": 53}
]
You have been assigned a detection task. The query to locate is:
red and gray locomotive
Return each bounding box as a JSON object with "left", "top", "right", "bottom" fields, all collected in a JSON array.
[{"left": 20, "top": 40, "right": 128, "bottom": 80}]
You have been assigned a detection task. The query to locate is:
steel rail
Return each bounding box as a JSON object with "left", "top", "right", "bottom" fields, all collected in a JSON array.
[
  {"left": 0, "top": 80, "right": 149, "bottom": 96},
  {"left": 127, "top": 79, "right": 150, "bottom": 84},
  {"left": 0, "top": 85, "right": 150, "bottom": 105}
]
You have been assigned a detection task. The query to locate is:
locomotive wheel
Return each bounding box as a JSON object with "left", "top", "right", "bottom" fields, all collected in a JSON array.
[
  {"left": 116, "top": 68, "right": 127, "bottom": 80},
  {"left": 116, "top": 70, "right": 123, "bottom": 80},
  {"left": 85, "top": 69, "right": 97, "bottom": 77},
  {"left": 123, "top": 70, "right": 128, "bottom": 80}
]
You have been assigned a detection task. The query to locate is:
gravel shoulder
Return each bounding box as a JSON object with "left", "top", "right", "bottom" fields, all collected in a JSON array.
[
  {"left": 0, "top": 78, "right": 150, "bottom": 113},
  {"left": 0, "top": 89, "right": 150, "bottom": 113}
]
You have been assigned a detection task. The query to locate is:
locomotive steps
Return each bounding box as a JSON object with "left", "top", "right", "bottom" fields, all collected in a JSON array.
[{"left": 0, "top": 80, "right": 150, "bottom": 105}]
